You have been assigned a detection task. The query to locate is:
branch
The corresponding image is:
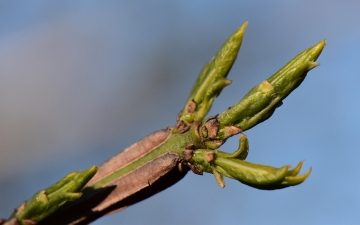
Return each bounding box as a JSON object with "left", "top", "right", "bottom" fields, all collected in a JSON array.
[{"left": 1, "top": 22, "right": 325, "bottom": 225}]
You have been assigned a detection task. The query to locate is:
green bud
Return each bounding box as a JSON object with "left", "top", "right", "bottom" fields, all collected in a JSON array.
[
  {"left": 179, "top": 22, "right": 248, "bottom": 125},
  {"left": 190, "top": 135, "right": 311, "bottom": 190},
  {"left": 213, "top": 158, "right": 311, "bottom": 190},
  {"left": 15, "top": 166, "right": 98, "bottom": 224},
  {"left": 216, "top": 40, "right": 325, "bottom": 136},
  {"left": 191, "top": 149, "right": 311, "bottom": 190},
  {"left": 217, "top": 80, "right": 275, "bottom": 134}
]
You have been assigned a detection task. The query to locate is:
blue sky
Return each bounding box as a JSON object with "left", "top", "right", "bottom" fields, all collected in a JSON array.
[{"left": 1, "top": 1, "right": 360, "bottom": 224}]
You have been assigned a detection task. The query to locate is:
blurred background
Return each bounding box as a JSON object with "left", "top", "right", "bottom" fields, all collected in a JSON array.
[{"left": 0, "top": 1, "right": 359, "bottom": 224}]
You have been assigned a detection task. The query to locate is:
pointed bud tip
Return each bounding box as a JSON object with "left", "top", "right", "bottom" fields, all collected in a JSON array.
[
  {"left": 314, "top": 39, "right": 326, "bottom": 49},
  {"left": 241, "top": 21, "right": 249, "bottom": 29},
  {"left": 213, "top": 170, "right": 226, "bottom": 188},
  {"left": 320, "top": 39, "right": 326, "bottom": 46},
  {"left": 89, "top": 165, "right": 99, "bottom": 172},
  {"left": 225, "top": 79, "right": 232, "bottom": 85},
  {"left": 298, "top": 166, "right": 312, "bottom": 180},
  {"left": 310, "top": 40, "right": 326, "bottom": 58},
  {"left": 234, "top": 21, "right": 248, "bottom": 37},
  {"left": 307, "top": 61, "right": 320, "bottom": 70},
  {"left": 297, "top": 167, "right": 312, "bottom": 182}
]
